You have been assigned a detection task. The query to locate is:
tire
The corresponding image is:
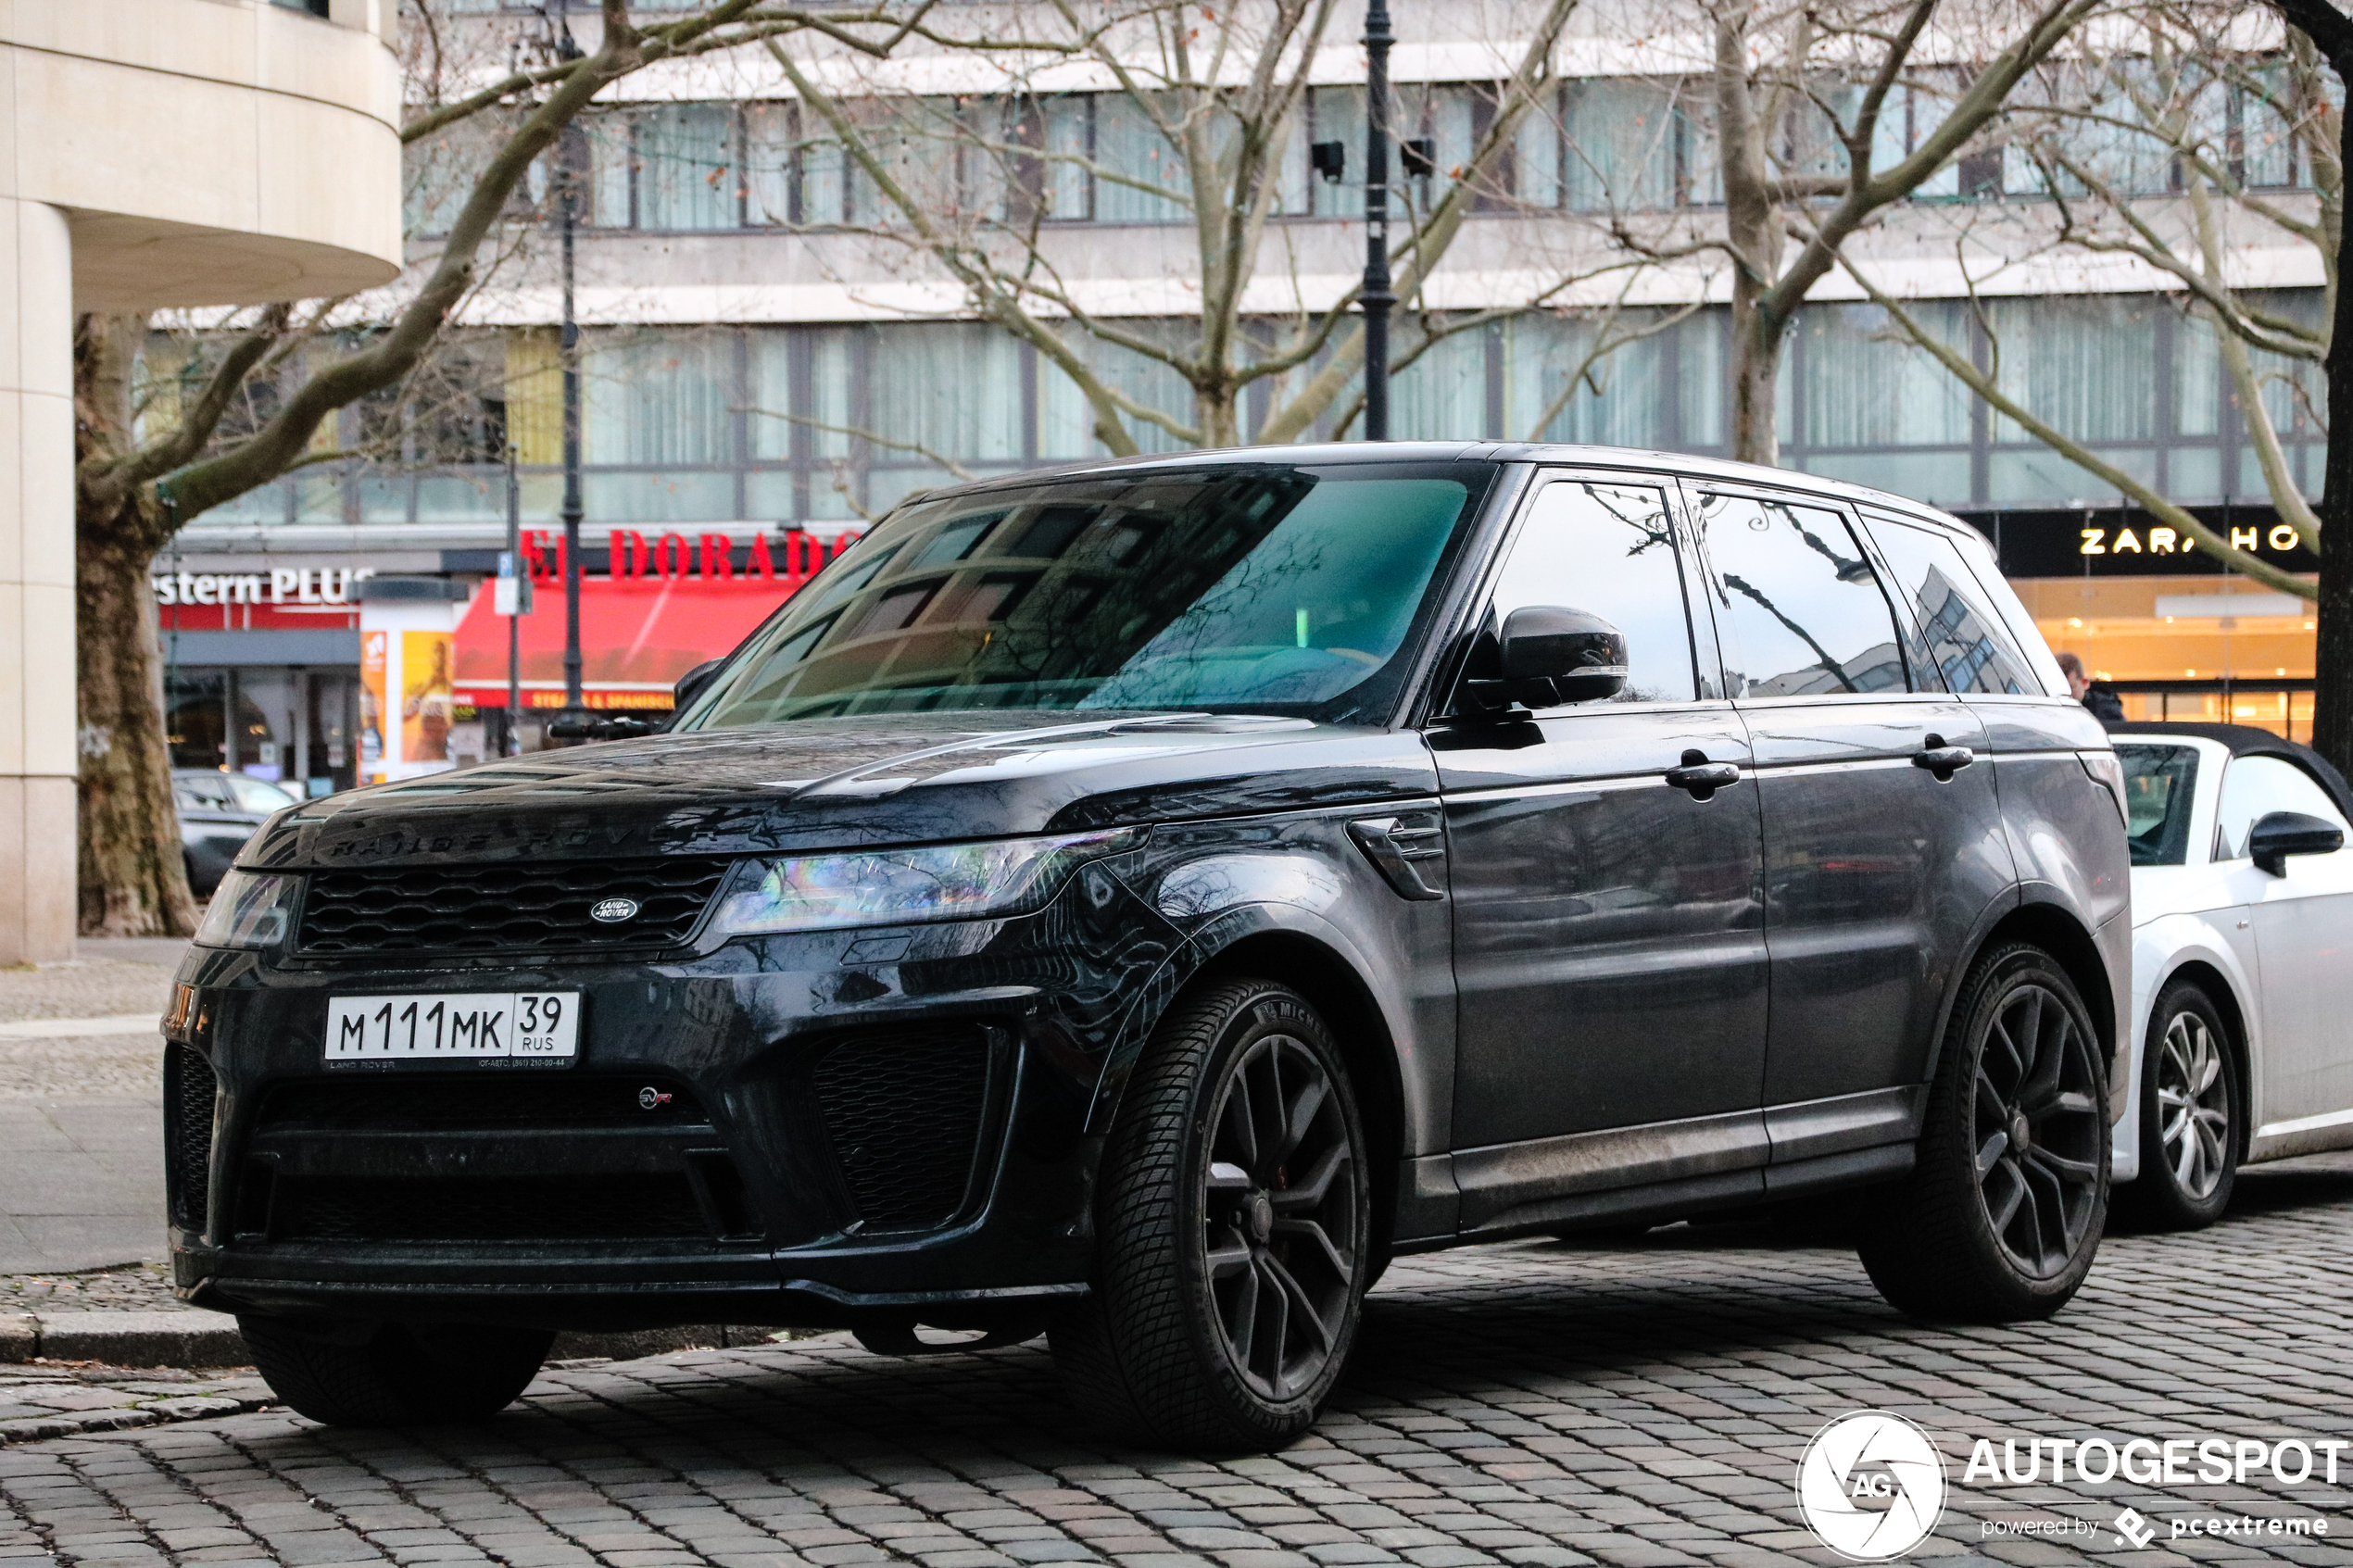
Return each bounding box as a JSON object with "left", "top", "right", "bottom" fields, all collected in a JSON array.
[
  {"left": 239, "top": 1315, "right": 552, "bottom": 1427},
  {"left": 1856, "top": 943, "right": 2110, "bottom": 1323},
  {"left": 1051, "top": 978, "right": 1371, "bottom": 1451},
  {"left": 2116, "top": 981, "right": 2240, "bottom": 1231}
]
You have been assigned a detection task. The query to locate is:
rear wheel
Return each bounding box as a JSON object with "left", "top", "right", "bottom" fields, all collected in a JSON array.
[
  {"left": 1857, "top": 943, "right": 2109, "bottom": 1323},
  {"left": 1051, "top": 979, "right": 1369, "bottom": 1451},
  {"left": 2119, "top": 982, "right": 2239, "bottom": 1231},
  {"left": 239, "top": 1316, "right": 552, "bottom": 1427}
]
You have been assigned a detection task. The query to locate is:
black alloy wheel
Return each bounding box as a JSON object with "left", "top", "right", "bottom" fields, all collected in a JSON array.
[
  {"left": 2117, "top": 981, "right": 2240, "bottom": 1231},
  {"left": 1859, "top": 943, "right": 2110, "bottom": 1322},
  {"left": 1051, "top": 978, "right": 1370, "bottom": 1450},
  {"left": 1201, "top": 1030, "right": 1362, "bottom": 1404},
  {"left": 1971, "top": 976, "right": 2108, "bottom": 1278}
]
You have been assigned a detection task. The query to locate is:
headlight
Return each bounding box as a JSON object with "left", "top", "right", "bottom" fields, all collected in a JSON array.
[
  {"left": 194, "top": 870, "right": 301, "bottom": 949},
  {"left": 710, "top": 827, "right": 1143, "bottom": 938}
]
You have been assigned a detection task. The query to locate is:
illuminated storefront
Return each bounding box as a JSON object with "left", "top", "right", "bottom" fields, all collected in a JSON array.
[
  {"left": 157, "top": 527, "right": 849, "bottom": 788},
  {"left": 1979, "top": 508, "right": 2318, "bottom": 740}
]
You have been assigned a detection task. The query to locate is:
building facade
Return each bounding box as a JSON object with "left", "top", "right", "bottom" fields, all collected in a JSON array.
[
  {"left": 157, "top": 0, "right": 2325, "bottom": 811},
  {"left": 0, "top": 0, "right": 403, "bottom": 960}
]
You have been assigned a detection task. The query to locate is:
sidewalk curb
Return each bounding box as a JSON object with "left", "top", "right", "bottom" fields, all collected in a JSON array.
[{"left": 2, "top": 1311, "right": 767, "bottom": 1372}]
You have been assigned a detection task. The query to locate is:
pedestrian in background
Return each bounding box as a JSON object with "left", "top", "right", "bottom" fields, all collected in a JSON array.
[{"left": 2056, "top": 650, "right": 2124, "bottom": 723}]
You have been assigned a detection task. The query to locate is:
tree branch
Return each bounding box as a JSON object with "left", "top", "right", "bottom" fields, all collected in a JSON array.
[{"left": 1839, "top": 251, "right": 2321, "bottom": 598}]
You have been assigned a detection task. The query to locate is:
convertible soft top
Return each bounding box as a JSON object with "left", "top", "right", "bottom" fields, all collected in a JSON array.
[{"left": 2108, "top": 721, "right": 2353, "bottom": 823}]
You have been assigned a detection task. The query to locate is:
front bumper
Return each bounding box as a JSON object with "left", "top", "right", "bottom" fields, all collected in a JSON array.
[{"left": 167, "top": 878, "right": 1176, "bottom": 1332}]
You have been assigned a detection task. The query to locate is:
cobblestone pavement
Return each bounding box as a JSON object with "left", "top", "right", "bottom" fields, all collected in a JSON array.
[
  {"left": 1, "top": 1156, "right": 2348, "bottom": 1566},
  {"left": 0, "top": 1366, "right": 270, "bottom": 1448},
  {"left": 0, "top": 957, "right": 174, "bottom": 1102},
  {"left": 0, "top": 961, "right": 176, "bottom": 1030},
  {"left": 0, "top": 1269, "right": 182, "bottom": 1317}
]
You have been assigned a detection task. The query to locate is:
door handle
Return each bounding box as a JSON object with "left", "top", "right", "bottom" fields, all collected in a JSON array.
[
  {"left": 1664, "top": 754, "right": 1740, "bottom": 800},
  {"left": 1912, "top": 736, "right": 1976, "bottom": 781}
]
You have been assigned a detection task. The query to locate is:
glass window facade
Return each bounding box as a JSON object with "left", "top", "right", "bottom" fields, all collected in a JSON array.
[{"left": 201, "top": 287, "right": 2324, "bottom": 529}]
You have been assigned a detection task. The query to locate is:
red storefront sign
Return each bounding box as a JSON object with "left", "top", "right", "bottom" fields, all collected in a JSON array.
[{"left": 453, "top": 526, "right": 855, "bottom": 709}]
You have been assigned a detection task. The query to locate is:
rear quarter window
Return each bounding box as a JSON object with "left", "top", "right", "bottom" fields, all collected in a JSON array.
[{"left": 1862, "top": 513, "right": 2040, "bottom": 696}]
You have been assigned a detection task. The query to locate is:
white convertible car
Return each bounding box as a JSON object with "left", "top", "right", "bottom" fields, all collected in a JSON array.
[{"left": 2110, "top": 723, "right": 2353, "bottom": 1228}]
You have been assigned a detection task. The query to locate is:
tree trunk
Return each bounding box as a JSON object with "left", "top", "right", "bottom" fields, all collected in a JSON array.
[
  {"left": 75, "top": 495, "right": 195, "bottom": 937},
  {"left": 2315, "top": 60, "right": 2353, "bottom": 781},
  {"left": 1714, "top": 8, "right": 1783, "bottom": 467},
  {"left": 73, "top": 310, "right": 195, "bottom": 938},
  {"left": 1729, "top": 299, "right": 1784, "bottom": 466}
]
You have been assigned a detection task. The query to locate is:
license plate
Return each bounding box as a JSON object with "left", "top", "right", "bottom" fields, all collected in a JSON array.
[{"left": 324, "top": 993, "right": 580, "bottom": 1066}]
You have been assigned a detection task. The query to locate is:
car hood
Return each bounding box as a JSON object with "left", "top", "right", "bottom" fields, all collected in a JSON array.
[{"left": 241, "top": 711, "right": 1440, "bottom": 870}]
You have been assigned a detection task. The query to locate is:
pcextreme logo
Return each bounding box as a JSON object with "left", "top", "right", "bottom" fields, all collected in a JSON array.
[{"left": 1795, "top": 1411, "right": 1949, "bottom": 1561}]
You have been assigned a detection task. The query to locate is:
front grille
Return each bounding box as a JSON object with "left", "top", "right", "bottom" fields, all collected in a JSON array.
[
  {"left": 164, "top": 1045, "right": 219, "bottom": 1231},
  {"left": 296, "top": 857, "right": 732, "bottom": 957},
  {"left": 257, "top": 1076, "right": 709, "bottom": 1134},
  {"left": 813, "top": 1026, "right": 993, "bottom": 1231},
  {"left": 272, "top": 1173, "right": 710, "bottom": 1243}
]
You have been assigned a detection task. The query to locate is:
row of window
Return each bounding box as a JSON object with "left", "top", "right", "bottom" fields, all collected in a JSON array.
[
  {"left": 1514, "top": 480, "right": 2038, "bottom": 711},
  {"left": 406, "top": 68, "right": 2321, "bottom": 236},
  {"left": 172, "top": 291, "right": 2324, "bottom": 531}
]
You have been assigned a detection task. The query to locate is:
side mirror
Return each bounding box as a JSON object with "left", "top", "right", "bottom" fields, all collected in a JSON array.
[
  {"left": 673, "top": 659, "right": 725, "bottom": 716},
  {"left": 2248, "top": 809, "right": 2344, "bottom": 876},
  {"left": 1497, "top": 605, "right": 1629, "bottom": 706}
]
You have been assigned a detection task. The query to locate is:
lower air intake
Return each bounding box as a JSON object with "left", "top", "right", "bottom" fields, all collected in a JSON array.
[
  {"left": 812, "top": 1025, "right": 995, "bottom": 1232},
  {"left": 272, "top": 1173, "right": 711, "bottom": 1243},
  {"left": 165, "top": 1044, "right": 219, "bottom": 1232}
]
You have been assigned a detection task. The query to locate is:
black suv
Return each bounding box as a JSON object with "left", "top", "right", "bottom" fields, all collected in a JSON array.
[{"left": 169, "top": 445, "right": 2129, "bottom": 1449}]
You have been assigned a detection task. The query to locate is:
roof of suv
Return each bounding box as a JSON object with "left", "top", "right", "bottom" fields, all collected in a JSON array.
[
  {"left": 909, "top": 442, "right": 1973, "bottom": 541},
  {"left": 2108, "top": 722, "right": 2353, "bottom": 822}
]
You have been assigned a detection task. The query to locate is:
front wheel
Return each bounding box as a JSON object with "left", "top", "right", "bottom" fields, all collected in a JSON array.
[
  {"left": 240, "top": 1316, "right": 552, "bottom": 1427},
  {"left": 2117, "top": 981, "right": 2239, "bottom": 1231},
  {"left": 1857, "top": 943, "right": 2109, "bottom": 1323},
  {"left": 1051, "top": 979, "right": 1370, "bottom": 1451}
]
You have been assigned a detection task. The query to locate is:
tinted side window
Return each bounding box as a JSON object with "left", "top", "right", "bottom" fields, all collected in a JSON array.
[
  {"left": 1695, "top": 493, "right": 1907, "bottom": 698},
  {"left": 1486, "top": 480, "right": 1696, "bottom": 705},
  {"left": 1864, "top": 514, "right": 2035, "bottom": 695},
  {"left": 2215, "top": 756, "right": 2349, "bottom": 860}
]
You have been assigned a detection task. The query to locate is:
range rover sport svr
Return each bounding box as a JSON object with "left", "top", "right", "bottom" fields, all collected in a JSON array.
[{"left": 167, "top": 444, "right": 2131, "bottom": 1449}]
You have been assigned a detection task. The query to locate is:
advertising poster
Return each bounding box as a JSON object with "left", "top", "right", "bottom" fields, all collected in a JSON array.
[
  {"left": 358, "top": 629, "right": 387, "bottom": 784},
  {"left": 400, "top": 629, "right": 454, "bottom": 765}
]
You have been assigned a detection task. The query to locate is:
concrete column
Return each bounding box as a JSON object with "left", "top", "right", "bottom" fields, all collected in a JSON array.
[{"left": 0, "top": 198, "right": 77, "bottom": 964}]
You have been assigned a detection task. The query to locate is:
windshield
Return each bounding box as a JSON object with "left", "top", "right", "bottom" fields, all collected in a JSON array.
[
  {"left": 681, "top": 462, "right": 1491, "bottom": 729},
  {"left": 229, "top": 776, "right": 298, "bottom": 811},
  {"left": 2116, "top": 744, "right": 2199, "bottom": 867}
]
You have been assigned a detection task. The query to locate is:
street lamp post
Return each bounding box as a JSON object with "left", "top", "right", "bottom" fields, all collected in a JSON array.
[
  {"left": 547, "top": 12, "right": 589, "bottom": 741},
  {"left": 557, "top": 132, "right": 587, "bottom": 735},
  {"left": 1361, "top": 0, "right": 1393, "bottom": 441}
]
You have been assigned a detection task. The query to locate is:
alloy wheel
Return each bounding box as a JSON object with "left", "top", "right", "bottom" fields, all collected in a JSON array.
[
  {"left": 2156, "top": 1009, "right": 2232, "bottom": 1200},
  {"left": 1972, "top": 983, "right": 2105, "bottom": 1278},
  {"left": 1201, "top": 1032, "right": 1360, "bottom": 1403}
]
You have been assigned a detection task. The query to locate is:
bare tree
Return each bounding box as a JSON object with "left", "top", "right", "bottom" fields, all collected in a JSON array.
[
  {"left": 1586, "top": 0, "right": 2103, "bottom": 464},
  {"left": 1827, "top": 3, "right": 2353, "bottom": 771},
  {"left": 1834, "top": 11, "right": 2328, "bottom": 596},
  {"left": 74, "top": 0, "right": 932, "bottom": 938},
  {"left": 754, "top": 0, "right": 1636, "bottom": 455}
]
